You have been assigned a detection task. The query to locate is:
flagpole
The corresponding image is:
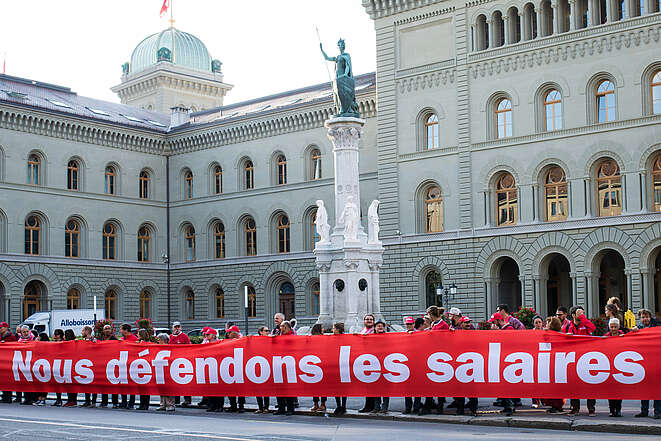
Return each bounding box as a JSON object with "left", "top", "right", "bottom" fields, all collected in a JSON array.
[
  {"left": 170, "top": 0, "right": 176, "bottom": 63},
  {"left": 314, "top": 26, "right": 340, "bottom": 113}
]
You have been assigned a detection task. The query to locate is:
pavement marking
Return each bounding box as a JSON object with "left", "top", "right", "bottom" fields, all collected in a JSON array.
[{"left": 0, "top": 417, "right": 262, "bottom": 441}]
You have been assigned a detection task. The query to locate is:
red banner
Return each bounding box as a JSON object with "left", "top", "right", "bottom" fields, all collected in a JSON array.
[{"left": 2, "top": 329, "right": 660, "bottom": 399}]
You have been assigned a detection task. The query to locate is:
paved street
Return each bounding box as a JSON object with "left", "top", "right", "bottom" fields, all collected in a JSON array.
[{"left": 0, "top": 398, "right": 659, "bottom": 440}]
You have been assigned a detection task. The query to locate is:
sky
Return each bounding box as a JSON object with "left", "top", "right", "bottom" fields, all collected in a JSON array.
[{"left": 0, "top": 0, "right": 376, "bottom": 105}]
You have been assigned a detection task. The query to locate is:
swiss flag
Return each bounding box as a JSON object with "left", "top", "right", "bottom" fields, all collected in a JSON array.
[{"left": 159, "top": 0, "right": 169, "bottom": 18}]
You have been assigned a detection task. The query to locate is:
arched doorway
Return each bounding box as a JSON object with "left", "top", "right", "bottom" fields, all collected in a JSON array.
[
  {"left": 23, "top": 280, "right": 47, "bottom": 320},
  {"left": 425, "top": 270, "right": 442, "bottom": 308},
  {"left": 654, "top": 252, "right": 661, "bottom": 321},
  {"left": 597, "top": 250, "right": 627, "bottom": 313},
  {"left": 495, "top": 257, "right": 522, "bottom": 312},
  {"left": 279, "top": 282, "right": 295, "bottom": 320},
  {"left": 545, "top": 254, "right": 572, "bottom": 316},
  {"left": 0, "top": 281, "right": 5, "bottom": 322}
]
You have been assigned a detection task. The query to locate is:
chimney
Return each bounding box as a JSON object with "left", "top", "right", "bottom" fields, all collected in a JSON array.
[{"left": 170, "top": 106, "right": 190, "bottom": 129}]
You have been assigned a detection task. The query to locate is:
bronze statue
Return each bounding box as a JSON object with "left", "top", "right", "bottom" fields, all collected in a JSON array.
[{"left": 320, "top": 39, "right": 360, "bottom": 118}]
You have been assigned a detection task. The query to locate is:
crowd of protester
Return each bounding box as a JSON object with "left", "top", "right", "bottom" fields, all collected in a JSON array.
[{"left": 0, "top": 297, "right": 659, "bottom": 419}]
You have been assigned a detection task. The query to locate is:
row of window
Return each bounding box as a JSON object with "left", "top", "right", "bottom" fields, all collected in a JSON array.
[
  {"left": 472, "top": 0, "right": 661, "bottom": 52},
  {"left": 23, "top": 147, "right": 324, "bottom": 200},
  {"left": 24, "top": 282, "right": 320, "bottom": 322},
  {"left": 423, "top": 155, "right": 661, "bottom": 231},
  {"left": 422, "top": 68, "right": 661, "bottom": 148}
]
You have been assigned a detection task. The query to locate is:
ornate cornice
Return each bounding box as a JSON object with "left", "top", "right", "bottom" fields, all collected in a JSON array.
[
  {"left": 167, "top": 93, "right": 377, "bottom": 154},
  {"left": 0, "top": 105, "right": 166, "bottom": 154},
  {"left": 397, "top": 68, "right": 456, "bottom": 94},
  {"left": 362, "top": 0, "right": 448, "bottom": 19},
  {"left": 393, "top": 6, "right": 455, "bottom": 25},
  {"left": 468, "top": 15, "right": 661, "bottom": 78}
]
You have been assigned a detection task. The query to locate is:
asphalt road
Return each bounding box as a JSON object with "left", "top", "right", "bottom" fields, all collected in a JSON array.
[{"left": 0, "top": 404, "right": 657, "bottom": 441}]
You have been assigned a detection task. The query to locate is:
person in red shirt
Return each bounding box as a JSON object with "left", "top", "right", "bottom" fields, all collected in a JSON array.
[
  {"left": 606, "top": 318, "right": 624, "bottom": 417},
  {"left": 168, "top": 321, "right": 191, "bottom": 407},
  {"left": 427, "top": 306, "right": 449, "bottom": 331},
  {"left": 565, "top": 306, "right": 596, "bottom": 416},
  {"left": 488, "top": 313, "right": 516, "bottom": 416},
  {"left": 1, "top": 322, "right": 17, "bottom": 403},
  {"left": 556, "top": 306, "right": 572, "bottom": 333},
  {"left": 119, "top": 323, "right": 137, "bottom": 409}
]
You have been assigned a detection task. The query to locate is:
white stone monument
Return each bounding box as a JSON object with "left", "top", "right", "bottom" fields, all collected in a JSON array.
[{"left": 314, "top": 116, "right": 384, "bottom": 332}]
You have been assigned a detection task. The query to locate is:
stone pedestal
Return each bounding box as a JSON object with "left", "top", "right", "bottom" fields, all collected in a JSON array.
[{"left": 314, "top": 116, "right": 384, "bottom": 333}]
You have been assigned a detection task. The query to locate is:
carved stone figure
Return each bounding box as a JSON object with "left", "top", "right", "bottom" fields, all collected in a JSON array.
[
  {"left": 157, "top": 47, "right": 172, "bottom": 62},
  {"left": 211, "top": 59, "right": 222, "bottom": 73},
  {"left": 320, "top": 39, "right": 360, "bottom": 118},
  {"left": 314, "top": 200, "right": 331, "bottom": 245},
  {"left": 340, "top": 195, "right": 360, "bottom": 242},
  {"left": 367, "top": 200, "right": 380, "bottom": 244},
  {"left": 121, "top": 62, "right": 130, "bottom": 75}
]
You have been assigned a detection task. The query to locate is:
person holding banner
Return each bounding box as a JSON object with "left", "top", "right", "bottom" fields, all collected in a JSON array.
[
  {"left": 371, "top": 321, "right": 389, "bottom": 415},
  {"left": 136, "top": 329, "right": 152, "bottom": 411},
  {"left": 275, "top": 321, "right": 295, "bottom": 416},
  {"left": 0, "top": 321, "right": 17, "bottom": 404},
  {"left": 62, "top": 329, "right": 78, "bottom": 407},
  {"left": 606, "top": 318, "right": 624, "bottom": 417},
  {"left": 99, "top": 325, "right": 119, "bottom": 408},
  {"left": 488, "top": 313, "right": 516, "bottom": 416},
  {"left": 155, "top": 333, "right": 175, "bottom": 412},
  {"left": 632, "top": 308, "right": 661, "bottom": 419},
  {"left": 255, "top": 326, "right": 272, "bottom": 414},
  {"left": 168, "top": 321, "right": 192, "bottom": 408},
  {"left": 119, "top": 323, "right": 137, "bottom": 409},
  {"left": 80, "top": 326, "right": 98, "bottom": 408},
  {"left": 331, "top": 322, "right": 348, "bottom": 416},
  {"left": 310, "top": 324, "right": 327, "bottom": 413},
  {"left": 566, "top": 306, "right": 596, "bottom": 417}
]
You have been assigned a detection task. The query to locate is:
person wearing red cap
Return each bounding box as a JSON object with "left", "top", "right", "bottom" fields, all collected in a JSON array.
[
  {"left": 403, "top": 316, "right": 415, "bottom": 332},
  {"left": 168, "top": 321, "right": 191, "bottom": 407},
  {"left": 0, "top": 322, "right": 17, "bottom": 403},
  {"left": 488, "top": 312, "right": 516, "bottom": 415},
  {"left": 453, "top": 316, "right": 478, "bottom": 416},
  {"left": 201, "top": 328, "right": 225, "bottom": 413},
  {"left": 225, "top": 327, "right": 246, "bottom": 413},
  {"left": 565, "top": 306, "right": 597, "bottom": 417}
]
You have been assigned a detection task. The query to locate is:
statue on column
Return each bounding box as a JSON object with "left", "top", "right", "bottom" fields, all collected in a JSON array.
[
  {"left": 314, "top": 200, "right": 331, "bottom": 245},
  {"left": 340, "top": 195, "right": 360, "bottom": 242},
  {"left": 367, "top": 200, "right": 380, "bottom": 244},
  {"left": 320, "top": 38, "right": 360, "bottom": 118}
]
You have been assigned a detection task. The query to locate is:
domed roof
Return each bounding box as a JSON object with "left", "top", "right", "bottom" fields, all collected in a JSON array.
[{"left": 130, "top": 28, "right": 212, "bottom": 74}]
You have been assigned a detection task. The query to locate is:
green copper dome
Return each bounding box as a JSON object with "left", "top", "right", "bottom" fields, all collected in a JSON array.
[{"left": 129, "top": 28, "right": 212, "bottom": 74}]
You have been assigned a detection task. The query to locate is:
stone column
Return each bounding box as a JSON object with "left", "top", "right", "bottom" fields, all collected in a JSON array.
[
  {"left": 518, "top": 12, "right": 525, "bottom": 41},
  {"left": 532, "top": 184, "right": 540, "bottom": 222},
  {"left": 585, "top": 273, "right": 593, "bottom": 316},
  {"left": 570, "top": 272, "right": 578, "bottom": 306},
  {"left": 487, "top": 19, "right": 495, "bottom": 48},
  {"left": 584, "top": 178, "right": 593, "bottom": 217},
  {"left": 484, "top": 191, "right": 492, "bottom": 226},
  {"left": 533, "top": 276, "right": 542, "bottom": 314},
  {"left": 316, "top": 263, "right": 332, "bottom": 328},
  {"left": 325, "top": 117, "right": 365, "bottom": 234},
  {"left": 552, "top": 0, "right": 560, "bottom": 34},
  {"left": 641, "top": 270, "right": 649, "bottom": 309},
  {"left": 369, "top": 262, "right": 383, "bottom": 321},
  {"left": 536, "top": 7, "right": 543, "bottom": 36},
  {"left": 485, "top": 278, "right": 494, "bottom": 317},
  {"left": 606, "top": 0, "right": 613, "bottom": 22},
  {"left": 569, "top": 0, "right": 577, "bottom": 30},
  {"left": 503, "top": 15, "right": 511, "bottom": 45},
  {"left": 640, "top": 171, "right": 648, "bottom": 212}
]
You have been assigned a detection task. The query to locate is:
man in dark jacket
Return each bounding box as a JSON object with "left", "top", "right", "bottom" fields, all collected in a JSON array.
[
  {"left": 0, "top": 322, "right": 17, "bottom": 403},
  {"left": 99, "top": 325, "right": 120, "bottom": 408},
  {"left": 633, "top": 309, "right": 661, "bottom": 419}
]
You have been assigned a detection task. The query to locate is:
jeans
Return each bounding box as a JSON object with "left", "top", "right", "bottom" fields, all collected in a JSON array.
[{"left": 641, "top": 400, "right": 661, "bottom": 415}]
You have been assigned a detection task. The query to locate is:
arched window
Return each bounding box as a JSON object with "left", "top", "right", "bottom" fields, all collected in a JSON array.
[
  {"left": 425, "top": 186, "right": 443, "bottom": 233},
  {"left": 523, "top": 3, "right": 538, "bottom": 39},
  {"left": 475, "top": 14, "right": 489, "bottom": 51},
  {"left": 495, "top": 98, "right": 512, "bottom": 138},
  {"left": 492, "top": 11, "right": 505, "bottom": 47},
  {"left": 67, "top": 288, "right": 80, "bottom": 310},
  {"left": 139, "top": 289, "right": 151, "bottom": 318},
  {"left": 102, "top": 223, "right": 117, "bottom": 260},
  {"left": 279, "top": 282, "right": 295, "bottom": 319},
  {"left": 496, "top": 173, "right": 518, "bottom": 226},
  {"left": 651, "top": 71, "right": 661, "bottom": 115},
  {"left": 23, "top": 282, "right": 41, "bottom": 320},
  {"left": 215, "top": 288, "right": 224, "bottom": 318},
  {"left": 312, "top": 282, "right": 320, "bottom": 315},
  {"left": 214, "top": 221, "right": 225, "bottom": 259},
  {"left": 105, "top": 166, "right": 116, "bottom": 195},
  {"left": 214, "top": 165, "right": 222, "bottom": 194},
  {"left": 105, "top": 290, "right": 117, "bottom": 320},
  {"left": 245, "top": 218, "right": 257, "bottom": 256},
  {"left": 137, "top": 226, "right": 150, "bottom": 262},
  {"left": 653, "top": 154, "right": 661, "bottom": 212},
  {"left": 545, "top": 167, "right": 568, "bottom": 222},
  {"left": 245, "top": 160, "right": 254, "bottom": 190},
  {"left": 277, "top": 155, "right": 287, "bottom": 185},
  {"left": 247, "top": 286, "right": 256, "bottom": 318},
  {"left": 67, "top": 160, "right": 79, "bottom": 190},
  {"left": 139, "top": 170, "right": 150, "bottom": 199},
  {"left": 277, "top": 214, "right": 290, "bottom": 254},
  {"left": 184, "top": 170, "right": 193, "bottom": 199},
  {"left": 185, "top": 290, "right": 195, "bottom": 320},
  {"left": 597, "top": 160, "right": 622, "bottom": 217},
  {"left": 311, "top": 149, "right": 322, "bottom": 180},
  {"left": 425, "top": 270, "right": 442, "bottom": 308},
  {"left": 65, "top": 219, "right": 80, "bottom": 258},
  {"left": 185, "top": 225, "right": 196, "bottom": 262},
  {"left": 596, "top": 80, "right": 615, "bottom": 123},
  {"left": 544, "top": 90, "right": 562, "bottom": 131},
  {"left": 424, "top": 113, "right": 439, "bottom": 149},
  {"left": 25, "top": 215, "right": 40, "bottom": 255},
  {"left": 28, "top": 154, "right": 40, "bottom": 185}
]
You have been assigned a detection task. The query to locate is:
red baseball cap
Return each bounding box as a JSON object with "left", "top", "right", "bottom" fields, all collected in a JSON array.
[
  {"left": 0, "top": 322, "right": 8, "bottom": 328},
  {"left": 202, "top": 326, "right": 211, "bottom": 334},
  {"left": 459, "top": 316, "right": 472, "bottom": 323},
  {"left": 404, "top": 316, "right": 415, "bottom": 324},
  {"left": 206, "top": 328, "right": 218, "bottom": 336},
  {"left": 228, "top": 325, "right": 240, "bottom": 333},
  {"left": 488, "top": 313, "right": 503, "bottom": 323}
]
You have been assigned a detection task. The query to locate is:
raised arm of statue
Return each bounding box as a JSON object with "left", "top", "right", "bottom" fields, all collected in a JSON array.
[{"left": 319, "top": 43, "right": 336, "bottom": 62}]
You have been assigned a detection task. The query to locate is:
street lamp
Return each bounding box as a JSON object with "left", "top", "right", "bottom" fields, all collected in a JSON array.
[{"left": 436, "top": 282, "right": 457, "bottom": 307}]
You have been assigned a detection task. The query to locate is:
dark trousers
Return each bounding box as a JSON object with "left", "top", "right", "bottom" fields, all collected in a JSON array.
[
  {"left": 313, "top": 397, "right": 327, "bottom": 405},
  {"left": 360, "top": 397, "right": 375, "bottom": 412},
  {"left": 257, "top": 396, "right": 270, "bottom": 410},
  {"left": 570, "top": 398, "right": 596, "bottom": 412},
  {"left": 1, "top": 391, "right": 12, "bottom": 402},
  {"left": 228, "top": 396, "right": 245, "bottom": 410},
  {"left": 208, "top": 396, "right": 224, "bottom": 411},
  {"left": 456, "top": 397, "right": 478, "bottom": 413},
  {"left": 405, "top": 397, "right": 422, "bottom": 412},
  {"left": 641, "top": 400, "right": 661, "bottom": 416},
  {"left": 139, "top": 395, "right": 150, "bottom": 408},
  {"left": 276, "top": 397, "right": 295, "bottom": 413},
  {"left": 84, "top": 393, "right": 97, "bottom": 404},
  {"left": 121, "top": 395, "right": 135, "bottom": 407},
  {"left": 374, "top": 397, "right": 389, "bottom": 411},
  {"left": 101, "top": 394, "right": 118, "bottom": 406},
  {"left": 66, "top": 393, "right": 77, "bottom": 404},
  {"left": 335, "top": 396, "right": 347, "bottom": 409},
  {"left": 608, "top": 399, "right": 622, "bottom": 414}
]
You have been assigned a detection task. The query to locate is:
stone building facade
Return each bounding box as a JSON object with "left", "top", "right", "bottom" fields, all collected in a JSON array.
[{"left": 0, "top": 1, "right": 660, "bottom": 331}]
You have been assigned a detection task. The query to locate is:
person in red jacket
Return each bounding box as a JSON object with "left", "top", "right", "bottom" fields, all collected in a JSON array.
[
  {"left": 427, "top": 305, "right": 449, "bottom": 330},
  {"left": 0, "top": 322, "right": 17, "bottom": 403},
  {"left": 119, "top": 323, "right": 137, "bottom": 409},
  {"left": 168, "top": 321, "right": 191, "bottom": 407},
  {"left": 565, "top": 306, "right": 596, "bottom": 416}
]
